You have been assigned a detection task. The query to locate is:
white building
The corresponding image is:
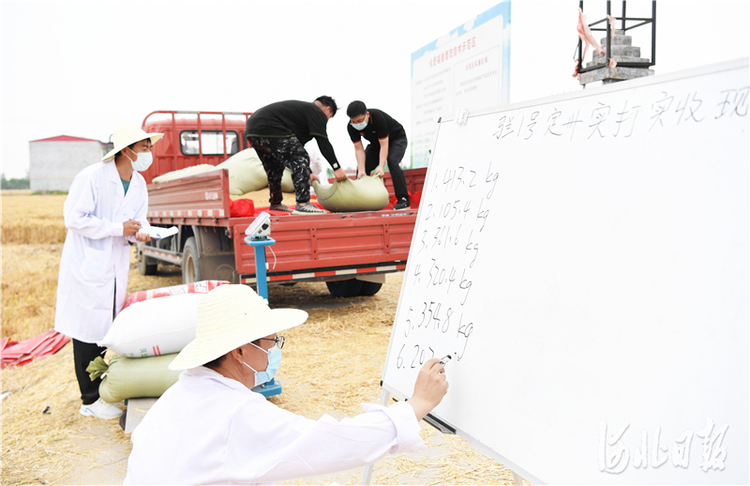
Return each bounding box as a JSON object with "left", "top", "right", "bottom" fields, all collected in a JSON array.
[{"left": 29, "top": 135, "right": 108, "bottom": 193}]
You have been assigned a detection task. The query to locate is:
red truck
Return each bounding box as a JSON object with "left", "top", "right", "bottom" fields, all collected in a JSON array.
[{"left": 136, "top": 111, "right": 425, "bottom": 297}]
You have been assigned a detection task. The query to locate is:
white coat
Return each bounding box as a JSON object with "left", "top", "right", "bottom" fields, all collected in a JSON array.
[
  {"left": 123, "top": 367, "right": 426, "bottom": 485},
  {"left": 54, "top": 161, "right": 149, "bottom": 343}
]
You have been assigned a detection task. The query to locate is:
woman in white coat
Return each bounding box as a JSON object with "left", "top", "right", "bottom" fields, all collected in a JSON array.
[{"left": 54, "top": 124, "right": 162, "bottom": 420}]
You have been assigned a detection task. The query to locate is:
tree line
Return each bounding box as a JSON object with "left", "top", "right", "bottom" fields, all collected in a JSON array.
[{"left": 1, "top": 174, "right": 30, "bottom": 190}]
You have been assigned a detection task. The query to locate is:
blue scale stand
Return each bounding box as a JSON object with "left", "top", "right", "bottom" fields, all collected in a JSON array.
[{"left": 244, "top": 235, "right": 282, "bottom": 398}]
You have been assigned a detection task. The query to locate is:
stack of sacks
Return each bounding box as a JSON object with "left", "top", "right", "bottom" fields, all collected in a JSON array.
[
  {"left": 95, "top": 281, "right": 229, "bottom": 403},
  {"left": 312, "top": 175, "right": 390, "bottom": 212},
  {"left": 150, "top": 149, "right": 294, "bottom": 195}
]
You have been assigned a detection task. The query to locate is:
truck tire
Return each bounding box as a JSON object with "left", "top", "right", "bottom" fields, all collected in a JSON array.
[
  {"left": 326, "top": 279, "right": 363, "bottom": 298},
  {"left": 182, "top": 237, "right": 202, "bottom": 284},
  {"left": 358, "top": 281, "right": 383, "bottom": 296},
  {"left": 137, "top": 245, "right": 158, "bottom": 276}
]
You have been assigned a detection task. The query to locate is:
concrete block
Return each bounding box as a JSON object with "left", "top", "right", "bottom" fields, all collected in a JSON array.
[
  {"left": 579, "top": 66, "right": 654, "bottom": 86},
  {"left": 601, "top": 34, "right": 632, "bottom": 46}
]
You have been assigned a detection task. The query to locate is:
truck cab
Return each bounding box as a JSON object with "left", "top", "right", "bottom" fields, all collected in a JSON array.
[{"left": 141, "top": 111, "right": 252, "bottom": 184}]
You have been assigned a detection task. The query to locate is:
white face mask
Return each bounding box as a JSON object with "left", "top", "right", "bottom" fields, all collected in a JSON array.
[
  {"left": 350, "top": 114, "right": 368, "bottom": 131},
  {"left": 127, "top": 149, "right": 153, "bottom": 172}
]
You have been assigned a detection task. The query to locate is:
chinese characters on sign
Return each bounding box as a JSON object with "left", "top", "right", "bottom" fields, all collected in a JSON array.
[
  {"left": 491, "top": 86, "right": 749, "bottom": 144},
  {"left": 429, "top": 37, "right": 478, "bottom": 67}
]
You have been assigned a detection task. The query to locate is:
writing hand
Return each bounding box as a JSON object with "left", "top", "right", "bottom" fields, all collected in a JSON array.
[{"left": 408, "top": 358, "right": 448, "bottom": 421}]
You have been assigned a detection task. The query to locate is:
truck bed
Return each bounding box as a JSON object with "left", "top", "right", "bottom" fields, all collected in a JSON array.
[{"left": 145, "top": 168, "right": 425, "bottom": 282}]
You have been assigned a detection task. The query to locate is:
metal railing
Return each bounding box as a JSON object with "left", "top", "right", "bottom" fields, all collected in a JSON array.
[{"left": 577, "top": 0, "right": 656, "bottom": 75}]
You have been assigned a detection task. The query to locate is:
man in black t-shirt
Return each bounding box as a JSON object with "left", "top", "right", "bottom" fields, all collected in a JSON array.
[
  {"left": 245, "top": 96, "right": 348, "bottom": 214},
  {"left": 346, "top": 101, "right": 410, "bottom": 210}
]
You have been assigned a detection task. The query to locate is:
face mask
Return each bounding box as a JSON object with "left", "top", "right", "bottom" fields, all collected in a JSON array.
[
  {"left": 350, "top": 115, "right": 368, "bottom": 131},
  {"left": 127, "top": 150, "right": 153, "bottom": 172},
  {"left": 243, "top": 344, "right": 282, "bottom": 387}
]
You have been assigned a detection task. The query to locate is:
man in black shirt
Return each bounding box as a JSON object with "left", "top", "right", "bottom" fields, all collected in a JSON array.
[
  {"left": 245, "top": 96, "right": 348, "bottom": 214},
  {"left": 346, "top": 101, "right": 410, "bottom": 210}
]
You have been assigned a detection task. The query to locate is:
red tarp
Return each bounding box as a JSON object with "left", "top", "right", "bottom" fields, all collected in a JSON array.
[
  {"left": 0, "top": 330, "right": 70, "bottom": 368},
  {"left": 230, "top": 191, "right": 422, "bottom": 218}
]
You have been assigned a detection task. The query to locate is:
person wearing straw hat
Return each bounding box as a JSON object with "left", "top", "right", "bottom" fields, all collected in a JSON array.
[
  {"left": 124, "top": 284, "right": 449, "bottom": 485},
  {"left": 54, "top": 124, "right": 162, "bottom": 420}
]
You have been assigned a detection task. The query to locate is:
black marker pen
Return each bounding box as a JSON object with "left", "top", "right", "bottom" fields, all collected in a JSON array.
[{"left": 440, "top": 355, "right": 452, "bottom": 366}]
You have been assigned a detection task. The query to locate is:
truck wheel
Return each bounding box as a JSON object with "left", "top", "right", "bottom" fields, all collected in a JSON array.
[
  {"left": 137, "top": 245, "right": 158, "bottom": 276},
  {"left": 326, "top": 279, "right": 363, "bottom": 298},
  {"left": 358, "top": 281, "right": 383, "bottom": 296},
  {"left": 182, "top": 237, "right": 202, "bottom": 284}
]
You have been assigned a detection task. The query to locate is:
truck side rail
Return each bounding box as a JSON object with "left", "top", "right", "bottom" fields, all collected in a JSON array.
[
  {"left": 230, "top": 210, "right": 417, "bottom": 279},
  {"left": 147, "top": 169, "right": 231, "bottom": 227}
]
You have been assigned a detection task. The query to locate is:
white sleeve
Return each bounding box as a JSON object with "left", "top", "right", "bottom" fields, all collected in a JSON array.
[
  {"left": 126, "top": 182, "right": 150, "bottom": 243},
  {"left": 224, "top": 400, "right": 425, "bottom": 483},
  {"left": 64, "top": 170, "right": 122, "bottom": 239}
]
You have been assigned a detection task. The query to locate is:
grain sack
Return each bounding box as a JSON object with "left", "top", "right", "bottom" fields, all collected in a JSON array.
[
  {"left": 98, "top": 293, "right": 203, "bottom": 358},
  {"left": 281, "top": 168, "right": 294, "bottom": 193},
  {"left": 152, "top": 164, "right": 217, "bottom": 183},
  {"left": 312, "top": 175, "right": 389, "bottom": 212},
  {"left": 215, "top": 149, "right": 268, "bottom": 195},
  {"left": 122, "top": 280, "right": 230, "bottom": 311},
  {"left": 98, "top": 353, "right": 181, "bottom": 403}
]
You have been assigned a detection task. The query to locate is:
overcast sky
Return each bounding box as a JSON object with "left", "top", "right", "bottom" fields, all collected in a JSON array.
[{"left": 1, "top": 0, "right": 748, "bottom": 179}]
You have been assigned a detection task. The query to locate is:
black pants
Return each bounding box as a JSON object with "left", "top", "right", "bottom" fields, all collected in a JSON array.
[
  {"left": 72, "top": 281, "right": 114, "bottom": 405},
  {"left": 73, "top": 339, "right": 107, "bottom": 405},
  {"left": 362, "top": 137, "right": 409, "bottom": 202},
  {"left": 247, "top": 135, "right": 312, "bottom": 205}
]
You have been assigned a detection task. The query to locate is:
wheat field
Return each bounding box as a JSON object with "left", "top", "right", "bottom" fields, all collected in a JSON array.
[{"left": 1, "top": 194, "right": 68, "bottom": 340}]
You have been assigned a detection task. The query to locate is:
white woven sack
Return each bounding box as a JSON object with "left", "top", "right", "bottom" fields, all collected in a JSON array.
[
  {"left": 98, "top": 293, "right": 204, "bottom": 358},
  {"left": 152, "top": 164, "right": 217, "bottom": 183},
  {"left": 281, "top": 168, "right": 295, "bottom": 193}
]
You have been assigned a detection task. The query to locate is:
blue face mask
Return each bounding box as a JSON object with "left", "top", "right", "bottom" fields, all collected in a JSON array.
[{"left": 243, "top": 344, "right": 282, "bottom": 387}]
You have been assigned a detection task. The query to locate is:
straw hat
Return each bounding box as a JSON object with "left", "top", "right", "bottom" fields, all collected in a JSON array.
[
  {"left": 102, "top": 124, "right": 163, "bottom": 161},
  {"left": 169, "top": 285, "right": 308, "bottom": 370}
]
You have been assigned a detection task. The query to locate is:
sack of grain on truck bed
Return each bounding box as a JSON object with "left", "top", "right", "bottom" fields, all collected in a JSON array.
[
  {"left": 152, "top": 164, "right": 217, "bottom": 183},
  {"left": 214, "top": 149, "right": 267, "bottom": 195},
  {"left": 312, "top": 175, "right": 390, "bottom": 212},
  {"left": 98, "top": 293, "right": 203, "bottom": 358},
  {"left": 215, "top": 149, "right": 295, "bottom": 195}
]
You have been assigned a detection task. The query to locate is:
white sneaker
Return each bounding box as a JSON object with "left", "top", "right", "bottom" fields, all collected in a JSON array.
[{"left": 79, "top": 398, "right": 124, "bottom": 420}]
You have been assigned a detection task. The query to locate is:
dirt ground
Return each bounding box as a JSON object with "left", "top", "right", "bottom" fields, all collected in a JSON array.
[{"left": 2, "top": 246, "right": 530, "bottom": 486}]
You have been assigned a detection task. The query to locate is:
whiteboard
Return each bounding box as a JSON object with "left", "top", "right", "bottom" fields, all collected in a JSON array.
[{"left": 381, "top": 59, "right": 749, "bottom": 485}]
